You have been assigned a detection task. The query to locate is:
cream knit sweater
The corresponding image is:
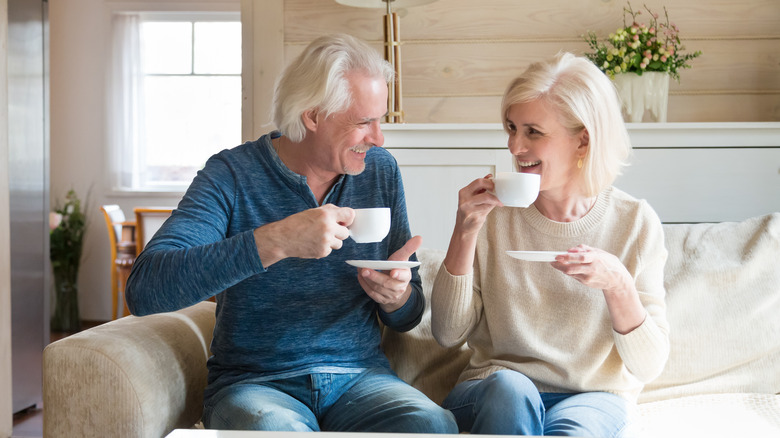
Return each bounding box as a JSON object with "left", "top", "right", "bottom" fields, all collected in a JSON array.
[{"left": 431, "top": 186, "right": 670, "bottom": 402}]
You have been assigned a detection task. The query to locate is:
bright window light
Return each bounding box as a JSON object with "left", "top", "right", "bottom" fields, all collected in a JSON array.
[{"left": 136, "top": 19, "right": 241, "bottom": 190}]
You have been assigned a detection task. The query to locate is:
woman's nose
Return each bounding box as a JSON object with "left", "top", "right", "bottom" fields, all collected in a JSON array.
[{"left": 507, "top": 135, "right": 527, "bottom": 155}]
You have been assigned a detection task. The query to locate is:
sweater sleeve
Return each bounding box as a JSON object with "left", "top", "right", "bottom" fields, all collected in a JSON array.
[
  {"left": 431, "top": 263, "right": 482, "bottom": 348},
  {"left": 613, "top": 203, "right": 671, "bottom": 382},
  {"left": 125, "top": 155, "right": 265, "bottom": 316}
]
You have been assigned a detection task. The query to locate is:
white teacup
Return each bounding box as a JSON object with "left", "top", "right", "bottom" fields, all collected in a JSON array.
[
  {"left": 493, "top": 172, "right": 540, "bottom": 207},
  {"left": 349, "top": 207, "right": 391, "bottom": 243}
]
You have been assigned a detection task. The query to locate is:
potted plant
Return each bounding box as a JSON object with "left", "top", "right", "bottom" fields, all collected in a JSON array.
[
  {"left": 50, "top": 189, "right": 87, "bottom": 332},
  {"left": 584, "top": 2, "right": 701, "bottom": 122}
]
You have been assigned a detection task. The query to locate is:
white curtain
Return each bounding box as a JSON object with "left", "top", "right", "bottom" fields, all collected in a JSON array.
[{"left": 108, "top": 14, "right": 145, "bottom": 190}]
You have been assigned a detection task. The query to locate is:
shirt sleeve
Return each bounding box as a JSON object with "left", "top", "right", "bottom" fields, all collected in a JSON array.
[
  {"left": 613, "top": 202, "right": 671, "bottom": 382},
  {"left": 378, "top": 281, "right": 424, "bottom": 332},
  {"left": 125, "top": 155, "right": 265, "bottom": 316},
  {"left": 375, "top": 157, "right": 425, "bottom": 332}
]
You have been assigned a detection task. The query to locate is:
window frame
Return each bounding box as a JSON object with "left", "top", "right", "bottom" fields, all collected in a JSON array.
[{"left": 107, "top": 4, "right": 241, "bottom": 196}]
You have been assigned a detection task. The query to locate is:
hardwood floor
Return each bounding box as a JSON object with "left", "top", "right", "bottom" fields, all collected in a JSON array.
[
  {"left": 12, "top": 407, "right": 42, "bottom": 438},
  {"left": 11, "top": 320, "right": 106, "bottom": 438}
]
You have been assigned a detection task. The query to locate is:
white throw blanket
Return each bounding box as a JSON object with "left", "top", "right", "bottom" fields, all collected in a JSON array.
[{"left": 640, "top": 213, "right": 780, "bottom": 402}]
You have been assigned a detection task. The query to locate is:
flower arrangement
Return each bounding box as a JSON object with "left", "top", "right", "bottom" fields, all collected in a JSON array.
[
  {"left": 50, "top": 189, "right": 87, "bottom": 331},
  {"left": 583, "top": 2, "right": 701, "bottom": 82}
]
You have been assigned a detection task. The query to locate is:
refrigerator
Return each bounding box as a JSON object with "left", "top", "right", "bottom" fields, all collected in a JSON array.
[{"left": 7, "top": 0, "right": 50, "bottom": 414}]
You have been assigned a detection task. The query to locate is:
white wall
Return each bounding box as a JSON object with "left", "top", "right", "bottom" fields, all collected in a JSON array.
[
  {"left": 51, "top": 0, "right": 109, "bottom": 321},
  {"left": 49, "top": 0, "right": 197, "bottom": 321}
]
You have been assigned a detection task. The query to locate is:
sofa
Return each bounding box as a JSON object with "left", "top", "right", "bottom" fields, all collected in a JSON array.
[{"left": 43, "top": 213, "right": 780, "bottom": 437}]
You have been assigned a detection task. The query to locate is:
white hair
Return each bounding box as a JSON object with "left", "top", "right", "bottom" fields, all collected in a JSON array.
[
  {"left": 501, "top": 52, "right": 631, "bottom": 197},
  {"left": 272, "top": 34, "right": 394, "bottom": 142}
]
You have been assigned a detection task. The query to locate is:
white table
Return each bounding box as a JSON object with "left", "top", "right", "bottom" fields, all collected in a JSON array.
[{"left": 165, "top": 431, "right": 516, "bottom": 438}]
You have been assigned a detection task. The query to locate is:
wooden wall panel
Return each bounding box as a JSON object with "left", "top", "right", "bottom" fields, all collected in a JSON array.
[
  {"left": 249, "top": 0, "right": 780, "bottom": 128},
  {"left": 402, "top": 39, "right": 780, "bottom": 96},
  {"left": 402, "top": 41, "right": 573, "bottom": 97},
  {"left": 403, "top": 96, "right": 501, "bottom": 124},
  {"left": 286, "top": 0, "right": 780, "bottom": 40},
  {"left": 675, "top": 39, "right": 780, "bottom": 91},
  {"left": 665, "top": 94, "right": 780, "bottom": 123},
  {"left": 286, "top": 40, "right": 780, "bottom": 96},
  {"left": 401, "top": 93, "right": 780, "bottom": 124},
  {"left": 398, "top": 0, "right": 780, "bottom": 39}
]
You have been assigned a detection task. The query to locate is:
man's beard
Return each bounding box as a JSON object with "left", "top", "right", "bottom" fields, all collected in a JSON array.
[{"left": 344, "top": 161, "right": 366, "bottom": 175}]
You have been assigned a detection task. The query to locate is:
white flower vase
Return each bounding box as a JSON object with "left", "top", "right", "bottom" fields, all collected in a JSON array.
[{"left": 613, "top": 72, "right": 669, "bottom": 123}]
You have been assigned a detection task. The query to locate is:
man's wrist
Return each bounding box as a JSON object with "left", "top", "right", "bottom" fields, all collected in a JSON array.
[
  {"left": 254, "top": 223, "right": 285, "bottom": 269},
  {"left": 379, "top": 284, "right": 412, "bottom": 314}
]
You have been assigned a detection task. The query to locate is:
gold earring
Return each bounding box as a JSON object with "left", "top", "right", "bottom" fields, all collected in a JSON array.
[{"left": 577, "top": 158, "right": 583, "bottom": 169}]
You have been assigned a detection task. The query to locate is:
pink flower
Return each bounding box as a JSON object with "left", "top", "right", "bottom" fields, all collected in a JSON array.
[{"left": 49, "top": 212, "right": 63, "bottom": 231}]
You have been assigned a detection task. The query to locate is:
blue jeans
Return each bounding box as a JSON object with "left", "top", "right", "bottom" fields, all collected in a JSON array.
[
  {"left": 442, "top": 370, "right": 637, "bottom": 437},
  {"left": 202, "top": 367, "right": 457, "bottom": 433}
]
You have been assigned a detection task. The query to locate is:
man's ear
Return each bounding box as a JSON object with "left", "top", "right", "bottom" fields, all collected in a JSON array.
[{"left": 302, "top": 109, "right": 318, "bottom": 132}]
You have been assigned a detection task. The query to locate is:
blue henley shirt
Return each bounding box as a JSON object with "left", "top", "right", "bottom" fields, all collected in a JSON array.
[{"left": 125, "top": 132, "right": 424, "bottom": 399}]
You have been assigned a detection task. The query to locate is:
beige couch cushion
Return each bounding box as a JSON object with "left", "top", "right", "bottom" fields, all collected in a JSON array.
[
  {"left": 382, "top": 248, "right": 472, "bottom": 405},
  {"left": 43, "top": 301, "right": 216, "bottom": 438},
  {"left": 638, "top": 393, "right": 780, "bottom": 437},
  {"left": 639, "top": 213, "right": 780, "bottom": 403}
]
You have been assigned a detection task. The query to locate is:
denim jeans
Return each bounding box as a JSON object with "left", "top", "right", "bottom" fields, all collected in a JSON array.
[
  {"left": 202, "top": 367, "right": 457, "bottom": 433},
  {"left": 442, "top": 370, "right": 637, "bottom": 437}
]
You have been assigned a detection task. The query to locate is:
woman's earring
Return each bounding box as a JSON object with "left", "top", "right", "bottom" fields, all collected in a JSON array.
[{"left": 577, "top": 158, "right": 583, "bottom": 169}]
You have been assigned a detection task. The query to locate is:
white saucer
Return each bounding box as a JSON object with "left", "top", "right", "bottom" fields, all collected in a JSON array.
[
  {"left": 506, "top": 251, "right": 567, "bottom": 262},
  {"left": 346, "top": 260, "right": 421, "bottom": 270}
]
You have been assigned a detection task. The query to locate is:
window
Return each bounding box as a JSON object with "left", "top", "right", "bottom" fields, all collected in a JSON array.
[{"left": 110, "top": 12, "right": 241, "bottom": 192}]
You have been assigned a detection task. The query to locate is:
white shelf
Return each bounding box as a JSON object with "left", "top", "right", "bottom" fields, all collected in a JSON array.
[
  {"left": 381, "top": 122, "right": 780, "bottom": 250},
  {"left": 381, "top": 122, "right": 780, "bottom": 149}
]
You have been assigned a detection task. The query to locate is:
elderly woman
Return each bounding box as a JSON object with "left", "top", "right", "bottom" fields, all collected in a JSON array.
[{"left": 431, "top": 52, "right": 670, "bottom": 437}]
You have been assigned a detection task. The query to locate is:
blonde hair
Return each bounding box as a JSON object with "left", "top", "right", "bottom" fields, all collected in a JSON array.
[
  {"left": 501, "top": 52, "right": 631, "bottom": 196},
  {"left": 272, "top": 34, "right": 394, "bottom": 142}
]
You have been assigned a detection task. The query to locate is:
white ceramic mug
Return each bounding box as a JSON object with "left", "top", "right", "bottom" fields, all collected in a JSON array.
[
  {"left": 493, "top": 172, "right": 540, "bottom": 207},
  {"left": 349, "top": 207, "right": 391, "bottom": 243}
]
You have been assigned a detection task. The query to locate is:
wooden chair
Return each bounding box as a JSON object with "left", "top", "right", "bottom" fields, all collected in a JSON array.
[
  {"left": 134, "top": 207, "right": 174, "bottom": 257},
  {"left": 100, "top": 205, "right": 135, "bottom": 319},
  {"left": 134, "top": 206, "right": 216, "bottom": 303}
]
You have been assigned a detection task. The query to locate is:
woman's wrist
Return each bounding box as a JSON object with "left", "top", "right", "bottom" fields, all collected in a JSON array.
[{"left": 443, "top": 227, "right": 479, "bottom": 275}]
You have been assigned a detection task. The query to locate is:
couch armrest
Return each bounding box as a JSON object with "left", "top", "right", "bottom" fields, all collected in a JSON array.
[{"left": 43, "top": 301, "right": 216, "bottom": 438}]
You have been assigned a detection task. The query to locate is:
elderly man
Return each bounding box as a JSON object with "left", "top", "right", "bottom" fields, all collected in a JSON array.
[{"left": 125, "top": 34, "right": 457, "bottom": 434}]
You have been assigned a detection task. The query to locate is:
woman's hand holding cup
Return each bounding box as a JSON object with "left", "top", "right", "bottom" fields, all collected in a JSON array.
[{"left": 454, "top": 175, "right": 504, "bottom": 236}]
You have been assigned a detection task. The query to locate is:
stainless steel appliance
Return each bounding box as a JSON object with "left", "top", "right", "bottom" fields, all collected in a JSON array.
[{"left": 7, "top": 0, "right": 50, "bottom": 413}]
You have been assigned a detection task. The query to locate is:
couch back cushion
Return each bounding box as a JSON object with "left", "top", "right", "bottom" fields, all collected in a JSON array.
[
  {"left": 382, "top": 248, "right": 471, "bottom": 404},
  {"left": 639, "top": 213, "right": 780, "bottom": 403}
]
